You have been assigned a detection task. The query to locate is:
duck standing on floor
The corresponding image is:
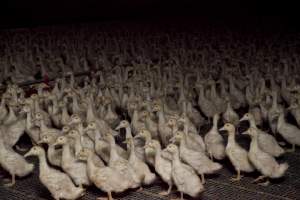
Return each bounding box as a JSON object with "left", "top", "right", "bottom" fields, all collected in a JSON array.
[
  {"left": 242, "top": 128, "right": 289, "bottom": 186},
  {"left": 24, "top": 146, "right": 85, "bottom": 200},
  {"left": 53, "top": 136, "right": 91, "bottom": 188},
  {"left": 124, "top": 137, "right": 157, "bottom": 188},
  {"left": 145, "top": 140, "right": 173, "bottom": 196},
  {"left": 219, "top": 123, "right": 254, "bottom": 181},
  {"left": 171, "top": 130, "right": 222, "bottom": 184},
  {"left": 277, "top": 111, "right": 300, "bottom": 152},
  {"left": 77, "top": 148, "right": 131, "bottom": 200},
  {"left": 240, "top": 113, "right": 284, "bottom": 157},
  {"left": 0, "top": 134, "right": 34, "bottom": 187},
  {"left": 204, "top": 114, "right": 226, "bottom": 160},
  {"left": 164, "top": 144, "right": 204, "bottom": 200}
]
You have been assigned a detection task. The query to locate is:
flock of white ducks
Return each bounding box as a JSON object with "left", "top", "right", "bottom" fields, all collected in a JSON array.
[{"left": 0, "top": 26, "right": 300, "bottom": 200}]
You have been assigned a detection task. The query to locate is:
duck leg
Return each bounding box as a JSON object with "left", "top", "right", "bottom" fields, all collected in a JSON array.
[
  {"left": 4, "top": 174, "right": 15, "bottom": 187},
  {"left": 230, "top": 169, "right": 242, "bottom": 182},
  {"left": 200, "top": 173, "right": 206, "bottom": 184},
  {"left": 159, "top": 184, "right": 172, "bottom": 196},
  {"left": 137, "top": 186, "right": 144, "bottom": 192},
  {"left": 252, "top": 175, "right": 266, "bottom": 183},
  {"left": 97, "top": 191, "right": 113, "bottom": 200}
]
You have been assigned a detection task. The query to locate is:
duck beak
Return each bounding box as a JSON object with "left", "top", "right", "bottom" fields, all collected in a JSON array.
[
  {"left": 37, "top": 140, "right": 43, "bottom": 144},
  {"left": 52, "top": 142, "right": 60, "bottom": 148},
  {"left": 169, "top": 136, "right": 176, "bottom": 143},
  {"left": 134, "top": 134, "right": 142, "bottom": 139},
  {"left": 241, "top": 130, "right": 249, "bottom": 135},
  {"left": 24, "top": 150, "right": 33, "bottom": 158},
  {"left": 122, "top": 139, "right": 129, "bottom": 144},
  {"left": 219, "top": 126, "right": 226, "bottom": 132},
  {"left": 115, "top": 125, "right": 122, "bottom": 130},
  {"left": 239, "top": 116, "right": 247, "bottom": 122}
]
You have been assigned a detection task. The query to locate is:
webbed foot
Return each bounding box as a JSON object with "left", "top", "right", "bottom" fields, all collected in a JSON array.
[
  {"left": 96, "top": 197, "right": 108, "bottom": 200},
  {"left": 159, "top": 191, "right": 170, "bottom": 196},
  {"left": 258, "top": 180, "right": 270, "bottom": 186},
  {"left": 252, "top": 175, "right": 266, "bottom": 183},
  {"left": 230, "top": 175, "right": 243, "bottom": 182},
  {"left": 4, "top": 182, "right": 15, "bottom": 187}
]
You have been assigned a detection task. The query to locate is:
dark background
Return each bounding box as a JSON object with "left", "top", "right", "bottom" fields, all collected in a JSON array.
[{"left": 0, "top": 0, "right": 299, "bottom": 29}]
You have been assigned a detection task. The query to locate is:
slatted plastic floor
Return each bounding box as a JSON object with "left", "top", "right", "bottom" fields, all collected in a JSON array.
[{"left": 1, "top": 143, "right": 299, "bottom": 200}]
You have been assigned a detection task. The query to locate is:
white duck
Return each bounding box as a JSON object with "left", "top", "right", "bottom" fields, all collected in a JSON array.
[
  {"left": 204, "top": 114, "right": 226, "bottom": 160},
  {"left": 277, "top": 111, "right": 300, "bottom": 152},
  {"left": 164, "top": 144, "right": 204, "bottom": 199},
  {"left": 240, "top": 113, "right": 284, "bottom": 157},
  {"left": 219, "top": 123, "right": 254, "bottom": 181},
  {"left": 53, "top": 136, "right": 91, "bottom": 187},
  {"left": 24, "top": 146, "right": 85, "bottom": 200},
  {"left": 0, "top": 135, "right": 34, "bottom": 186},
  {"left": 242, "top": 128, "right": 289, "bottom": 186},
  {"left": 145, "top": 140, "right": 173, "bottom": 196}
]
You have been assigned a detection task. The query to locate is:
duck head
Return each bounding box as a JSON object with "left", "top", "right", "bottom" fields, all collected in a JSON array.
[
  {"left": 53, "top": 136, "right": 68, "bottom": 147},
  {"left": 68, "top": 129, "right": 80, "bottom": 139},
  {"left": 62, "top": 125, "right": 71, "bottom": 134},
  {"left": 165, "top": 143, "right": 179, "bottom": 155},
  {"left": 38, "top": 134, "right": 56, "bottom": 145},
  {"left": 239, "top": 113, "right": 252, "bottom": 122},
  {"left": 115, "top": 120, "right": 130, "bottom": 130},
  {"left": 68, "top": 114, "right": 82, "bottom": 125},
  {"left": 24, "top": 146, "right": 44, "bottom": 158},
  {"left": 219, "top": 123, "right": 235, "bottom": 134}
]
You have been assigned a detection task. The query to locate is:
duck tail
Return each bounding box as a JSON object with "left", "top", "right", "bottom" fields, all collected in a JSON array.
[
  {"left": 75, "top": 187, "right": 86, "bottom": 198},
  {"left": 143, "top": 173, "right": 157, "bottom": 185},
  {"left": 273, "top": 163, "right": 289, "bottom": 178},
  {"left": 211, "top": 162, "right": 222, "bottom": 173}
]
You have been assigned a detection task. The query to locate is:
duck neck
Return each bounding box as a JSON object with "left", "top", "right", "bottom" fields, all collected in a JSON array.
[
  {"left": 108, "top": 137, "right": 119, "bottom": 161},
  {"left": 125, "top": 126, "right": 133, "bottom": 139},
  {"left": 8, "top": 106, "right": 17, "bottom": 121},
  {"left": 144, "top": 134, "right": 152, "bottom": 144},
  {"left": 210, "top": 82, "right": 217, "bottom": 97},
  {"left": 154, "top": 145, "right": 162, "bottom": 159},
  {"left": 74, "top": 136, "right": 83, "bottom": 155},
  {"left": 227, "top": 132, "right": 236, "bottom": 146},
  {"left": 278, "top": 113, "right": 285, "bottom": 127},
  {"left": 26, "top": 111, "right": 33, "bottom": 129},
  {"left": 212, "top": 116, "right": 219, "bottom": 132},
  {"left": 272, "top": 92, "right": 278, "bottom": 109},
  {"left": 86, "top": 152, "right": 99, "bottom": 177},
  {"left": 51, "top": 98, "right": 58, "bottom": 113},
  {"left": 157, "top": 110, "right": 165, "bottom": 125},
  {"left": 86, "top": 101, "right": 95, "bottom": 123},
  {"left": 62, "top": 105, "right": 69, "bottom": 118},
  {"left": 62, "top": 142, "right": 72, "bottom": 161},
  {"left": 38, "top": 151, "right": 50, "bottom": 173},
  {"left": 171, "top": 150, "right": 180, "bottom": 166},
  {"left": 198, "top": 86, "right": 204, "bottom": 99},
  {"left": 249, "top": 117, "right": 257, "bottom": 129},
  {"left": 34, "top": 99, "right": 41, "bottom": 113},
  {"left": 250, "top": 135, "right": 259, "bottom": 150},
  {"left": 40, "top": 119, "right": 48, "bottom": 131}
]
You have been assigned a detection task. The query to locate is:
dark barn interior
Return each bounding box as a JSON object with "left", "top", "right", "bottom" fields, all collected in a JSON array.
[{"left": 0, "top": 1, "right": 300, "bottom": 200}]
